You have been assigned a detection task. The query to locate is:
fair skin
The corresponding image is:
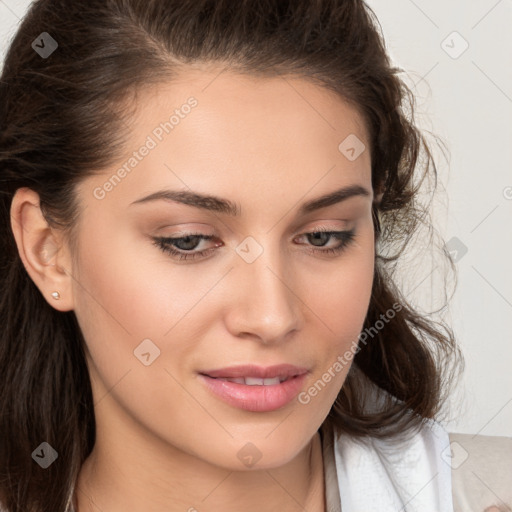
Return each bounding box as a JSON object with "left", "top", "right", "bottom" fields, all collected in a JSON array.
[{"left": 10, "top": 65, "right": 375, "bottom": 511}]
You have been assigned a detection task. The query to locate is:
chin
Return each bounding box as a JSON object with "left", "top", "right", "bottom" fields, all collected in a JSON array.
[{"left": 193, "top": 428, "right": 314, "bottom": 472}]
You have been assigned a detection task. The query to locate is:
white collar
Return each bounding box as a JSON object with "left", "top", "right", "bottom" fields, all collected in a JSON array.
[{"left": 320, "top": 419, "right": 454, "bottom": 511}]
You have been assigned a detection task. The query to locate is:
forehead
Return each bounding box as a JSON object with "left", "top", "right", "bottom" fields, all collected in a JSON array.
[
  {"left": 132, "top": 64, "right": 370, "bottom": 148},
  {"left": 80, "top": 65, "right": 372, "bottom": 213}
]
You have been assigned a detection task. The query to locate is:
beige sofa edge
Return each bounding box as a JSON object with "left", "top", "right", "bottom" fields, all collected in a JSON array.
[{"left": 448, "top": 432, "right": 512, "bottom": 512}]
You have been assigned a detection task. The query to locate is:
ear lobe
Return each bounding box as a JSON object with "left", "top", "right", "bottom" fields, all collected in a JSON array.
[{"left": 10, "top": 187, "right": 75, "bottom": 311}]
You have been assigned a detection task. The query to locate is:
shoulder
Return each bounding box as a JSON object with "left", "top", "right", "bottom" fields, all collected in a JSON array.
[{"left": 448, "top": 432, "right": 512, "bottom": 512}]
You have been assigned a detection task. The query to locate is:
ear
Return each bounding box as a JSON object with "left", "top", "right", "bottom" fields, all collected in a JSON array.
[{"left": 10, "top": 187, "right": 75, "bottom": 311}]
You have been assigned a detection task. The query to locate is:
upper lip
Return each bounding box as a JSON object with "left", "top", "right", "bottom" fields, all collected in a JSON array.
[{"left": 200, "top": 364, "right": 309, "bottom": 379}]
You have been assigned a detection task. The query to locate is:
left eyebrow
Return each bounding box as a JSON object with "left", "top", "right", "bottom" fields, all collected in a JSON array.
[
  {"left": 129, "top": 184, "right": 371, "bottom": 216},
  {"left": 298, "top": 184, "right": 371, "bottom": 214}
]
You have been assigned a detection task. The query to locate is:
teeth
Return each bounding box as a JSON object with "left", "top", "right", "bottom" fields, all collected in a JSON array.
[
  {"left": 217, "top": 376, "right": 286, "bottom": 385},
  {"left": 227, "top": 377, "right": 245, "bottom": 384},
  {"left": 246, "top": 377, "right": 281, "bottom": 386}
]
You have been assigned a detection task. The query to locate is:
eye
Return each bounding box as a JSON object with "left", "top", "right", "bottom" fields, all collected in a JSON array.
[
  {"left": 152, "top": 232, "right": 220, "bottom": 261},
  {"left": 152, "top": 227, "right": 356, "bottom": 262},
  {"left": 295, "top": 227, "right": 356, "bottom": 256}
]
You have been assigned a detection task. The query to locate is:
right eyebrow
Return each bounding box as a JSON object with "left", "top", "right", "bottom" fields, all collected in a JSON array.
[{"left": 130, "top": 189, "right": 241, "bottom": 216}]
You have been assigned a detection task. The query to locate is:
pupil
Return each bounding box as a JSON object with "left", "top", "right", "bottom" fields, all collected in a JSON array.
[
  {"left": 309, "top": 232, "right": 328, "bottom": 247},
  {"left": 177, "top": 236, "right": 200, "bottom": 250}
]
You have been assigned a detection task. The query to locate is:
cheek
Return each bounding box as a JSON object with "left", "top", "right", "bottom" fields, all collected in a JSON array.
[
  {"left": 70, "top": 225, "right": 172, "bottom": 386},
  {"left": 309, "top": 230, "right": 374, "bottom": 345},
  {"left": 70, "top": 230, "right": 205, "bottom": 431},
  {"left": 71, "top": 222, "right": 232, "bottom": 406},
  {"left": 293, "top": 229, "right": 374, "bottom": 406},
  {"left": 311, "top": 239, "right": 374, "bottom": 379},
  {"left": 72, "top": 223, "right": 213, "bottom": 339}
]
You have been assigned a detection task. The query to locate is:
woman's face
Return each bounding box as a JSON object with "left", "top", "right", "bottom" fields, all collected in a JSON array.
[{"left": 71, "top": 66, "right": 375, "bottom": 470}]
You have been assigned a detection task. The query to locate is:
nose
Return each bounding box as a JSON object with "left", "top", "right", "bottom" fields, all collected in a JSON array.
[{"left": 224, "top": 244, "right": 303, "bottom": 345}]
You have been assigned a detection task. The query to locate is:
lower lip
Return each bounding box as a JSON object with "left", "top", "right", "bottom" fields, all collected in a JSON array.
[{"left": 199, "top": 373, "right": 308, "bottom": 412}]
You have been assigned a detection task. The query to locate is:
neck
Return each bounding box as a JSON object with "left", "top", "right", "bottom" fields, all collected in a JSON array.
[{"left": 74, "top": 419, "right": 325, "bottom": 512}]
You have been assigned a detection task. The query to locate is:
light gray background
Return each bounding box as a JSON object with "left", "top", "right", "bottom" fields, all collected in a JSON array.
[{"left": 1, "top": 0, "right": 511, "bottom": 436}]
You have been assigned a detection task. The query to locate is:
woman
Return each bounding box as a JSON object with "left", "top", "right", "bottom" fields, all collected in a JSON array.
[{"left": 2, "top": 0, "right": 501, "bottom": 510}]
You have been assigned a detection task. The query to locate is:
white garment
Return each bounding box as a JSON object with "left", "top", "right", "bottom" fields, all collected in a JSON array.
[{"left": 323, "top": 418, "right": 454, "bottom": 511}]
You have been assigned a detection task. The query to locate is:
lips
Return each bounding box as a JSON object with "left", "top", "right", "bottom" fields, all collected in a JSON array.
[
  {"left": 200, "top": 363, "right": 308, "bottom": 380},
  {"left": 215, "top": 376, "right": 286, "bottom": 385},
  {"left": 198, "top": 364, "right": 309, "bottom": 412}
]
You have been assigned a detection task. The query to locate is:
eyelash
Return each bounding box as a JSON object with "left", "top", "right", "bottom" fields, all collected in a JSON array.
[{"left": 152, "top": 227, "right": 356, "bottom": 262}]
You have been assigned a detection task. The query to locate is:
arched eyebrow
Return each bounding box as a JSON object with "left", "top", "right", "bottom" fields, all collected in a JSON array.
[{"left": 129, "top": 184, "right": 370, "bottom": 216}]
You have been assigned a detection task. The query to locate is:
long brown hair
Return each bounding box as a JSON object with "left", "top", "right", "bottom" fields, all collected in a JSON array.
[{"left": 0, "top": 0, "right": 463, "bottom": 510}]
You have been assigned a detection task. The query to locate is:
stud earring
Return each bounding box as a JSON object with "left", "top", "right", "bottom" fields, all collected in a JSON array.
[{"left": 51, "top": 291, "right": 61, "bottom": 300}]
